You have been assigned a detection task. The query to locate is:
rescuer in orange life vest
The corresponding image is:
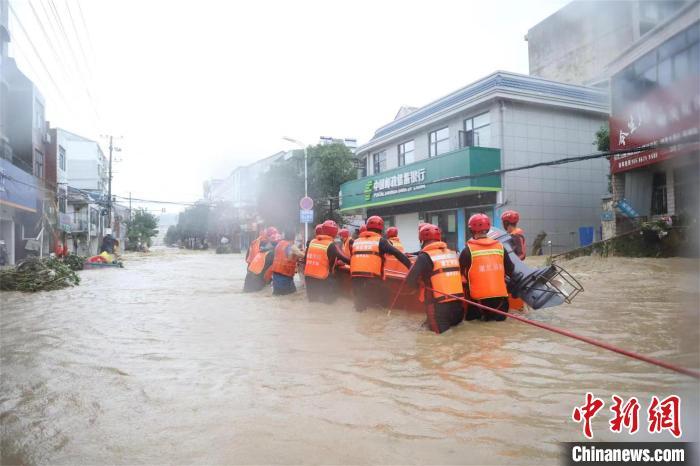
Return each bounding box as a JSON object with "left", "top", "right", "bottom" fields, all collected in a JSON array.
[
  {"left": 405, "top": 223, "right": 465, "bottom": 334},
  {"left": 459, "top": 213, "right": 515, "bottom": 321},
  {"left": 501, "top": 210, "right": 526, "bottom": 261},
  {"left": 269, "top": 231, "right": 305, "bottom": 296},
  {"left": 501, "top": 210, "right": 527, "bottom": 311},
  {"left": 246, "top": 226, "right": 276, "bottom": 264},
  {"left": 338, "top": 228, "right": 352, "bottom": 259},
  {"left": 243, "top": 226, "right": 277, "bottom": 293},
  {"left": 304, "top": 220, "right": 350, "bottom": 303},
  {"left": 383, "top": 226, "right": 410, "bottom": 280},
  {"left": 350, "top": 216, "right": 411, "bottom": 312}
]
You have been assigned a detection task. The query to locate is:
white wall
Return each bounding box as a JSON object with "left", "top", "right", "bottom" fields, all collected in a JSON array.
[{"left": 394, "top": 212, "right": 420, "bottom": 252}]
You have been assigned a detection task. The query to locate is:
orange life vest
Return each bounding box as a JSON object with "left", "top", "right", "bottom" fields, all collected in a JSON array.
[
  {"left": 270, "top": 240, "right": 297, "bottom": 277},
  {"left": 466, "top": 237, "right": 508, "bottom": 299},
  {"left": 510, "top": 227, "right": 526, "bottom": 260},
  {"left": 247, "top": 250, "right": 270, "bottom": 274},
  {"left": 419, "top": 241, "right": 464, "bottom": 303},
  {"left": 350, "top": 231, "right": 382, "bottom": 278},
  {"left": 384, "top": 237, "right": 409, "bottom": 280},
  {"left": 304, "top": 235, "right": 333, "bottom": 280},
  {"left": 342, "top": 238, "right": 352, "bottom": 258},
  {"left": 246, "top": 237, "right": 262, "bottom": 264}
]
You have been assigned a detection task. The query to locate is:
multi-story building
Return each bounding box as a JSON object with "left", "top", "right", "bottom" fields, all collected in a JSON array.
[
  {"left": 527, "top": 0, "right": 692, "bottom": 86},
  {"left": 0, "top": 1, "right": 50, "bottom": 265},
  {"left": 319, "top": 136, "right": 358, "bottom": 152},
  {"left": 57, "top": 129, "right": 108, "bottom": 195},
  {"left": 341, "top": 71, "right": 609, "bottom": 253},
  {"left": 602, "top": 2, "right": 699, "bottom": 238}
]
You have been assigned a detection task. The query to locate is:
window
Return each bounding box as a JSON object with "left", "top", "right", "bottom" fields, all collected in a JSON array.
[
  {"left": 397, "top": 140, "right": 414, "bottom": 166},
  {"left": 34, "top": 101, "right": 44, "bottom": 130},
  {"left": 372, "top": 151, "right": 386, "bottom": 174},
  {"left": 34, "top": 150, "right": 44, "bottom": 178},
  {"left": 58, "top": 146, "right": 66, "bottom": 171},
  {"left": 651, "top": 172, "right": 667, "bottom": 215},
  {"left": 429, "top": 127, "right": 449, "bottom": 157},
  {"left": 463, "top": 112, "right": 491, "bottom": 147}
]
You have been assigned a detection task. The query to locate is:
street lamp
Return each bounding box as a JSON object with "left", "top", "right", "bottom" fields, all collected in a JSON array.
[{"left": 282, "top": 136, "right": 308, "bottom": 244}]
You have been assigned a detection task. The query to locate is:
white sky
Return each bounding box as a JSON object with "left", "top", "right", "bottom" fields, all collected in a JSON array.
[{"left": 8, "top": 0, "right": 571, "bottom": 211}]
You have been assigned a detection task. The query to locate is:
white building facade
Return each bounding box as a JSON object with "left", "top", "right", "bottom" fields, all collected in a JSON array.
[{"left": 343, "top": 71, "right": 610, "bottom": 253}]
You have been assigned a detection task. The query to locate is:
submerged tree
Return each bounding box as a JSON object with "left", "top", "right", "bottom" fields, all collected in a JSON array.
[{"left": 126, "top": 209, "right": 159, "bottom": 250}]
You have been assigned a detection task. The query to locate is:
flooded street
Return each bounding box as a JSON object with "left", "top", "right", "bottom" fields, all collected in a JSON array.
[{"left": 1, "top": 250, "right": 699, "bottom": 465}]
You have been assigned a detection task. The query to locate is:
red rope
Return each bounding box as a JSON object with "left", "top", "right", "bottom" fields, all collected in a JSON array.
[{"left": 421, "top": 286, "right": 700, "bottom": 379}]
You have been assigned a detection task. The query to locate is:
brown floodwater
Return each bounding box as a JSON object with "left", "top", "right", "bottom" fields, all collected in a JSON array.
[{"left": 1, "top": 250, "right": 699, "bottom": 465}]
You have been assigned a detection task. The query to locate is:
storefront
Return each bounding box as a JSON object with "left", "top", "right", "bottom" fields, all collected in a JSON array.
[
  {"left": 0, "top": 158, "right": 42, "bottom": 265},
  {"left": 607, "top": 18, "right": 699, "bottom": 234},
  {"left": 339, "top": 147, "right": 501, "bottom": 251}
]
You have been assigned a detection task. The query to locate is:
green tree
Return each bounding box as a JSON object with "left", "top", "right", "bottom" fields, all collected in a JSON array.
[
  {"left": 177, "top": 203, "right": 210, "bottom": 246},
  {"left": 595, "top": 124, "right": 610, "bottom": 151},
  {"left": 306, "top": 143, "right": 356, "bottom": 223},
  {"left": 164, "top": 225, "right": 180, "bottom": 246},
  {"left": 126, "top": 209, "right": 159, "bottom": 249},
  {"left": 594, "top": 124, "right": 612, "bottom": 193}
]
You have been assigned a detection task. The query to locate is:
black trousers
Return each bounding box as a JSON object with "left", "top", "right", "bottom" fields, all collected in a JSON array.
[
  {"left": 243, "top": 271, "right": 265, "bottom": 292},
  {"left": 425, "top": 300, "right": 465, "bottom": 334},
  {"left": 465, "top": 296, "right": 509, "bottom": 322},
  {"left": 351, "top": 277, "right": 386, "bottom": 311},
  {"left": 305, "top": 276, "right": 338, "bottom": 303}
]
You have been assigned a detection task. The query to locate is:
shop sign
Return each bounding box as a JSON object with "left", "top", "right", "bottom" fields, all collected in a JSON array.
[
  {"left": 339, "top": 147, "right": 501, "bottom": 211},
  {"left": 610, "top": 76, "right": 699, "bottom": 173},
  {"left": 367, "top": 168, "right": 427, "bottom": 200}
]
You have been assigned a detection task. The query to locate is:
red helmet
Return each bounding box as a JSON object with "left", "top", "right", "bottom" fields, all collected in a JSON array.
[
  {"left": 315, "top": 224, "right": 323, "bottom": 235},
  {"left": 468, "top": 213, "right": 491, "bottom": 233},
  {"left": 339, "top": 228, "right": 350, "bottom": 239},
  {"left": 265, "top": 226, "right": 278, "bottom": 237},
  {"left": 322, "top": 220, "right": 339, "bottom": 237},
  {"left": 386, "top": 226, "right": 398, "bottom": 238},
  {"left": 418, "top": 221, "right": 427, "bottom": 232},
  {"left": 366, "top": 215, "right": 384, "bottom": 231},
  {"left": 419, "top": 223, "right": 441, "bottom": 242},
  {"left": 501, "top": 210, "right": 520, "bottom": 225},
  {"left": 358, "top": 224, "right": 367, "bottom": 233}
]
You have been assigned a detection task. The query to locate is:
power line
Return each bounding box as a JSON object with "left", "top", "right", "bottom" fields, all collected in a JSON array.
[
  {"left": 44, "top": 0, "right": 101, "bottom": 123},
  {"left": 332, "top": 139, "right": 699, "bottom": 201},
  {"left": 8, "top": 2, "right": 73, "bottom": 109},
  {"left": 74, "top": 0, "right": 97, "bottom": 65}
]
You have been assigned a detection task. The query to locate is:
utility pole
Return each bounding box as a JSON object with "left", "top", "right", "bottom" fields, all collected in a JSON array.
[
  {"left": 107, "top": 135, "right": 113, "bottom": 228},
  {"left": 101, "top": 135, "right": 121, "bottom": 231},
  {"left": 129, "top": 191, "right": 132, "bottom": 222}
]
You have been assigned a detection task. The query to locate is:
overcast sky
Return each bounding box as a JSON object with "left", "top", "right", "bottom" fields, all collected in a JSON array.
[{"left": 9, "top": 0, "right": 570, "bottom": 211}]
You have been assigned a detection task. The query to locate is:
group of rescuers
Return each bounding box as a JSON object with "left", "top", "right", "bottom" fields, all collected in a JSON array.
[{"left": 244, "top": 210, "right": 527, "bottom": 334}]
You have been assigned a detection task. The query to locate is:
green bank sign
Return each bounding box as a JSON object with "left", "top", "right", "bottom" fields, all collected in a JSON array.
[{"left": 339, "top": 147, "right": 501, "bottom": 211}]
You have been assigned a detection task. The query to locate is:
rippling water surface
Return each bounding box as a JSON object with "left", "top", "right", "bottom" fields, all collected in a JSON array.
[{"left": 1, "top": 250, "right": 698, "bottom": 465}]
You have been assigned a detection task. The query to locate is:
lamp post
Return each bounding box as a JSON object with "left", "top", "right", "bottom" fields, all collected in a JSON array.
[{"left": 282, "top": 137, "right": 308, "bottom": 244}]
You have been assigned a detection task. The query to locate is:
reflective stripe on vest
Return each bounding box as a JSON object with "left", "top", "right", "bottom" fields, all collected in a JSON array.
[
  {"left": 247, "top": 250, "right": 269, "bottom": 274},
  {"left": 270, "top": 240, "right": 297, "bottom": 277},
  {"left": 384, "top": 237, "right": 408, "bottom": 280},
  {"left": 304, "top": 236, "right": 332, "bottom": 280},
  {"left": 420, "top": 241, "right": 464, "bottom": 303},
  {"left": 350, "top": 231, "right": 382, "bottom": 278},
  {"left": 467, "top": 238, "right": 508, "bottom": 299}
]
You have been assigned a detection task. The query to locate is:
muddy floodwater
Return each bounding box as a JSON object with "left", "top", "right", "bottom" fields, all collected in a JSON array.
[{"left": 1, "top": 250, "right": 699, "bottom": 465}]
